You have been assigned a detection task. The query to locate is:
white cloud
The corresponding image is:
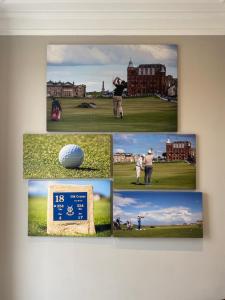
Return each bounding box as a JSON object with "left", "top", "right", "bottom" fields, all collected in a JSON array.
[
  {"left": 47, "top": 45, "right": 177, "bottom": 70},
  {"left": 113, "top": 206, "right": 123, "bottom": 218},
  {"left": 47, "top": 45, "right": 68, "bottom": 64},
  {"left": 114, "top": 134, "right": 137, "bottom": 147},
  {"left": 113, "top": 203, "right": 202, "bottom": 225},
  {"left": 138, "top": 45, "right": 177, "bottom": 61},
  {"left": 115, "top": 148, "right": 125, "bottom": 153},
  {"left": 139, "top": 206, "right": 201, "bottom": 225},
  {"left": 114, "top": 193, "right": 137, "bottom": 207}
]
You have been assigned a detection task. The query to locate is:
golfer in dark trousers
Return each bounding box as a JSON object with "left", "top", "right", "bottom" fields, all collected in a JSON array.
[
  {"left": 144, "top": 149, "right": 154, "bottom": 185},
  {"left": 112, "top": 77, "right": 127, "bottom": 119}
]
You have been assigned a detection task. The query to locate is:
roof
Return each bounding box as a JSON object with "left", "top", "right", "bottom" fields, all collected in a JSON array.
[{"left": 138, "top": 64, "right": 165, "bottom": 68}]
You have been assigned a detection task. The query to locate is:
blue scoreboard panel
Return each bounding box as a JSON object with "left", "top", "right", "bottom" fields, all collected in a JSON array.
[{"left": 53, "top": 192, "right": 88, "bottom": 221}]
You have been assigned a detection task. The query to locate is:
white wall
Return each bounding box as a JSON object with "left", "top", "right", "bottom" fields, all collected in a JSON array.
[{"left": 0, "top": 36, "right": 225, "bottom": 300}]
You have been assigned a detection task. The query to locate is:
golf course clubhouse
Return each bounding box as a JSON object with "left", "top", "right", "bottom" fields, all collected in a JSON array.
[
  {"left": 127, "top": 59, "right": 177, "bottom": 98},
  {"left": 113, "top": 153, "right": 137, "bottom": 163},
  {"left": 47, "top": 81, "right": 86, "bottom": 98},
  {"left": 166, "top": 140, "right": 196, "bottom": 161},
  {"left": 114, "top": 140, "right": 196, "bottom": 163}
]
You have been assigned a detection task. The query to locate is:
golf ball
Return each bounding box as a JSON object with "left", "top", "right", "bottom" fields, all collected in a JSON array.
[{"left": 58, "top": 144, "right": 84, "bottom": 168}]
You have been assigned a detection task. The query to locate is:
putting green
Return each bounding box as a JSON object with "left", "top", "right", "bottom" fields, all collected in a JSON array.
[
  {"left": 47, "top": 97, "right": 177, "bottom": 132},
  {"left": 113, "top": 161, "right": 196, "bottom": 190}
]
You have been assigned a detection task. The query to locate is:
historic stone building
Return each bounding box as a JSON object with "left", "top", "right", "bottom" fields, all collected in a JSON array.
[
  {"left": 166, "top": 139, "right": 195, "bottom": 161},
  {"left": 47, "top": 81, "right": 86, "bottom": 98},
  {"left": 113, "top": 153, "right": 136, "bottom": 163},
  {"left": 127, "top": 59, "right": 177, "bottom": 97},
  {"left": 166, "top": 75, "right": 178, "bottom": 97}
]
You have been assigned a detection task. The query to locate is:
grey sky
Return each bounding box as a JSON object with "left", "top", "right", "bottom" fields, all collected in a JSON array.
[{"left": 47, "top": 44, "right": 177, "bottom": 92}]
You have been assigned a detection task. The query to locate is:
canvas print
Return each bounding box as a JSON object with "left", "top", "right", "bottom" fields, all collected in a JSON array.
[
  {"left": 23, "top": 134, "right": 111, "bottom": 179},
  {"left": 113, "top": 191, "right": 203, "bottom": 238},
  {"left": 47, "top": 44, "right": 177, "bottom": 132},
  {"left": 28, "top": 179, "right": 112, "bottom": 237},
  {"left": 113, "top": 133, "right": 196, "bottom": 190}
]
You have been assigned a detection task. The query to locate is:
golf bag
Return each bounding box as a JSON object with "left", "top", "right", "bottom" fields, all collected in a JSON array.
[{"left": 51, "top": 107, "right": 61, "bottom": 121}]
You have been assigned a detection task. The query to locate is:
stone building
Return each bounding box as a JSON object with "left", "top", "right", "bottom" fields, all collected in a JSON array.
[
  {"left": 127, "top": 59, "right": 177, "bottom": 98},
  {"left": 47, "top": 81, "right": 86, "bottom": 98},
  {"left": 127, "top": 59, "right": 166, "bottom": 96},
  {"left": 113, "top": 153, "right": 135, "bottom": 163},
  {"left": 166, "top": 139, "right": 195, "bottom": 161},
  {"left": 166, "top": 75, "right": 178, "bottom": 97}
]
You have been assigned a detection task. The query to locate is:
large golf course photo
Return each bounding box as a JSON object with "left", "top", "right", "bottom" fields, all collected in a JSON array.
[
  {"left": 47, "top": 96, "right": 177, "bottom": 132},
  {"left": 114, "top": 161, "right": 196, "bottom": 190}
]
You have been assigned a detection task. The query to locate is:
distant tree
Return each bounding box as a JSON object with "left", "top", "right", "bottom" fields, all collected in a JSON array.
[{"left": 162, "top": 152, "right": 167, "bottom": 160}]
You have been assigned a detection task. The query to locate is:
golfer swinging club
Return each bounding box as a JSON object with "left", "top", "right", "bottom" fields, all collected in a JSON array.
[
  {"left": 112, "top": 77, "right": 127, "bottom": 119},
  {"left": 137, "top": 215, "right": 144, "bottom": 230}
]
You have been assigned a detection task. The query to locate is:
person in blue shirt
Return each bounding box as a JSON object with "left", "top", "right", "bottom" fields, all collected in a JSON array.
[{"left": 137, "top": 216, "right": 142, "bottom": 230}]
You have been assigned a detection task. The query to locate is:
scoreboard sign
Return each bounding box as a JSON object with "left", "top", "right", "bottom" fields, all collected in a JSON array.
[
  {"left": 53, "top": 192, "right": 88, "bottom": 221},
  {"left": 47, "top": 185, "right": 95, "bottom": 236}
]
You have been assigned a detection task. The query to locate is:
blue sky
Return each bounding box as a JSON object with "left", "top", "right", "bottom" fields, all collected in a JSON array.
[
  {"left": 113, "top": 134, "right": 196, "bottom": 156},
  {"left": 47, "top": 44, "right": 177, "bottom": 92},
  {"left": 113, "top": 191, "right": 202, "bottom": 226},
  {"left": 28, "top": 179, "right": 111, "bottom": 198}
]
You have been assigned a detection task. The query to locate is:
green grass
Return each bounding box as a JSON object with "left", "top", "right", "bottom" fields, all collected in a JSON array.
[
  {"left": 113, "top": 224, "right": 203, "bottom": 238},
  {"left": 23, "top": 134, "right": 111, "bottom": 179},
  {"left": 28, "top": 197, "right": 111, "bottom": 237},
  {"left": 113, "top": 161, "right": 196, "bottom": 190},
  {"left": 47, "top": 97, "right": 177, "bottom": 132}
]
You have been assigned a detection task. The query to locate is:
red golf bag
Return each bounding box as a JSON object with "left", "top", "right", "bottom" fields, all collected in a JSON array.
[{"left": 51, "top": 107, "right": 61, "bottom": 121}]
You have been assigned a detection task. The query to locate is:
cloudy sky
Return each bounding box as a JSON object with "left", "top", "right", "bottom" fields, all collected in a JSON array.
[
  {"left": 29, "top": 179, "right": 111, "bottom": 198},
  {"left": 113, "top": 191, "right": 202, "bottom": 226},
  {"left": 47, "top": 44, "right": 177, "bottom": 92},
  {"left": 113, "top": 133, "right": 196, "bottom": 156}
]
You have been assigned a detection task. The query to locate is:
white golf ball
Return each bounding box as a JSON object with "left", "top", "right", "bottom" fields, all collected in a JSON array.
[{"left": 58, "top": 144, "right": 84, "bottom": 168}]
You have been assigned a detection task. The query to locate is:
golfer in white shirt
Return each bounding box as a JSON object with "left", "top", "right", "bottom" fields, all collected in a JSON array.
[{"left": 136, "top": 155, "right": 144, "bottom": 184}]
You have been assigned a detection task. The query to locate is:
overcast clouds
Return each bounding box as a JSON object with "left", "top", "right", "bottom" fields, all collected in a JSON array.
[
  {"left": 47, "top": 45, "right": 177, "bottom": 92},
  {"left": 47, "top": 44, "right": 177, "bottom": 67}
]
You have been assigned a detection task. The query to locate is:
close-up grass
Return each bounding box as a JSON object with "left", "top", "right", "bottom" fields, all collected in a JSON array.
[
  {"left": 113, "top": 161, "right": 196, "bottom": 190},
  {"left": 113, "top": 224, "right": 203, "bottom": 238},
  {"left": 47, "top": 97, "right": 177, "bottom": 132},
  {"left": 28, "top": 197, "right": 111, "bottom": 237},
  {"left": 23, "top": 134, "right": 111, "bottom": 179}
]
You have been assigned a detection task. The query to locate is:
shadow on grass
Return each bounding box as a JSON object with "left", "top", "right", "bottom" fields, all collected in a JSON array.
[
  {"left": 131, "top": 182, "right": 145, "bottom": 185},
  {"left": 95, "top": 224, "right": 111, "bottom": 233},
  {"left": 65, "top": 167, "right": 100, "bottom": 171}
]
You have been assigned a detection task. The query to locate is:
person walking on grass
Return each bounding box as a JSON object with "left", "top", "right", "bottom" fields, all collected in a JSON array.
[
  {"left": 136, "top": 154, "right": 144, "bottom": 184},
  {"left": 144, "top": 149, "right": 154, "bottom": 185},
  {"left": 112, "top": 77, "right": 127, "bottom": 119},
  {"left": 51, "top": 97, "right": 62, "bottom": 121}
]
